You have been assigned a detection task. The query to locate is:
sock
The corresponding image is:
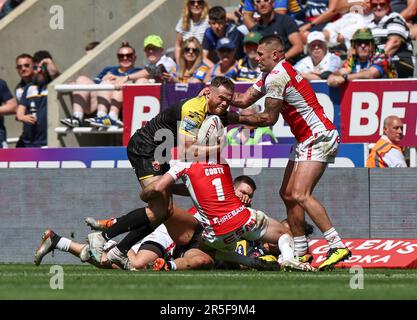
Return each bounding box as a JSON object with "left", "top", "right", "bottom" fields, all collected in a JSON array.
[
  {"left": 73, "top": 111, "right": 83, "bottom": 121},
  {"left": 294, "top": 235, "right": 308, "bottom": 257},
  {"left": 102, "top": 207, "right": 150, "bottom": 240},
  {"left": 116, "top": 224, "right": 154, "bottom": 254},
  {"left": 51, "top": 233, "right": 61, "bottom": 248},
  {"left": 56, "top": 237, "right": 71, "bottom": 252},
  {"left": 97, "top": 110, "right": 107, "bottom": 118},
  {"left": 323, "top": 227, "right": 345, "bottom": 249},
  {"left": 108, "top": 111, "right": 119, "bottom": 121},
  {"left": 168, "top": 261, "right": 177, "bottom": 270},
  {"left": 278, "top": 234, "right": 295, "bottom": 261}
]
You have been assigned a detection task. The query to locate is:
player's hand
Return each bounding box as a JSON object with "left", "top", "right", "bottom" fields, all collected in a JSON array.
[
  {"left": 239, "top": 194, "right": 252, "bottom": 207},
  {"left": 198, "top": 87, "right": 210, "bottom": 97},
  {"left": 226, "top": 111, "right": 240, "bottom": 125},
  {"left": 254, "top": 210, "right": 267, "bottom": 229}
]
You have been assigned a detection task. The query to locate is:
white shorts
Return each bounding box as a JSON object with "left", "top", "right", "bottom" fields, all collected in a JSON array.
[
  {"left": 130, "top": 224, "right": 175, "bottom": 257},
  {"left": 202, "top": 208, "right": 269, "bottom": 251},
  {"left": 289, "top": 130, "right": 340, "bottom": 163}
]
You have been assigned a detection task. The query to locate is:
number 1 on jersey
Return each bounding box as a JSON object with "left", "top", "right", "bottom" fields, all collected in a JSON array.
[{"left": 212, "top": 178, "right": 225, "bottom": 201}]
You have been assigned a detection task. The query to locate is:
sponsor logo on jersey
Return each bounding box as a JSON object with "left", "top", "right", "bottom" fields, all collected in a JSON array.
[{"left": 181, "top": 117, "right": 198, "bottom": 132}]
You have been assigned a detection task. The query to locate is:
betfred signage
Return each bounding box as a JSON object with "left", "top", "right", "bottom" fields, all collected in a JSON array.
[
  {"left": 341, "top": 80, "right": 417, "bottom": 146},
  {"left": 309, "top": 239, "right": 417, "bottom": 269},
  {"left": 122, "top": 84, "right": 161, "bottom": 145},
  {"left": 122, "top": 82, "right": 341, "bottom": 145}
]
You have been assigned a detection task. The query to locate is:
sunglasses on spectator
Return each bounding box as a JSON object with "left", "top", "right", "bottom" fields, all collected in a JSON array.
[
  {"left": 254, "top": 0, "right": 271, "bottom": 4},
  {"left": 16, "top": 64, "right": 31, "bottom": 70},
  {"left": 184, "top": 47, "right": 199, "bottom": 54},
  {"left": 33, "top": 65, "right": 47, "bottom": 71},
  {"left": 371, "top": 2, "right": 388, "bottom": 9},
  {"left": 189, "top": 0, "right": 204, "bottom": 6},
  {"left": 118, "top": 53, "right": 134, "bottom": 59},
  {"left": 356, "top": 40, "right": 372, "bottom": 47}
]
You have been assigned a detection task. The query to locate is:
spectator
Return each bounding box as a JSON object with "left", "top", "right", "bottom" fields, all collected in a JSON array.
[
  {"left": 85, "top": 41, "right": 100, "bottom": 54},
  {"left": 235, "top": 31, "right": 262, "bottom": 82},
  {"left": 327, "top": 28, "right": 396, "bottom": 87},
  {"left": 299, "top": 0, "right": 339, "bottom": 37},
  {"left": 207, "top": 37, "right": 239, "bottom": 81},
  {"left": 15, "top": 53, "right": 34, "bottom": 102},
  {"left": 175, "top": 0, "right": 209, "bottom": 63},
  {"left": 202, "top": 6, "right": 245, "bottom": 67},
  {"left": 368, "top": 0, "right": 415, "bottom": 78},
  {"left": 61, "top": 42, "right": 140, "bottom": 128},
  {"left": 15, "top": 51, "right": 57, "bottom": 148},
  {"left": 294, "top": 31, "right": 342, "bottom": 81},
  {"left": 242, "top": 0, "right": 305, "bottom": 29},
  {"left": 366, "top": 115, "right": 407, "bottom": 167},
  {"left": 250, "top": 0, "right": 303, "bottom": 62},
  {"left": 391, "top": 0, "right": 417, "bottom": 38},
  {"left": 323, "top": 1, "right": 373, "bottom": 51},
  {"left": 127, "top": 35, "right": 177, "bottom": 84},
  {"left": 172, "top": 37, "right": 209, "bottom": 83},
  {"left": 31, "top": 50, "right": 60, "bottom": 80},
  {"left": 0, "top": 0, "right": 24, "bottom": 19},
  {"left": 0, "top": 78, "right": 17, "bottom": 148},
  {"left": 227, "top": 105, "right": 277, "bottom": 146}
]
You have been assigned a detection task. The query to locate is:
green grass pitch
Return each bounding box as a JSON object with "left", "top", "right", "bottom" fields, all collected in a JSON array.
[{"left": 1, "top": 264, "right": 417, "bottom": 299}]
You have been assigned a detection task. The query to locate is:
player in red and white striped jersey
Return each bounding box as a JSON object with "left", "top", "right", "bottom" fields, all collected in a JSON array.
[
  {"left": 226, "top": 34, "right": 351, "bottom": 270},
  {"left": 141, "top": 158, "right": 315, "bottom": 272}
]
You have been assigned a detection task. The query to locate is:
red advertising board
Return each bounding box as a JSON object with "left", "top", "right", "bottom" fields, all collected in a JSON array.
[
  {"left": 309, "top": 239, "right": 417, "bottom": 268},
  {"left": 122, "top": 84, "right": 161, "bottom": 145},
  {"left": 341, "top": 79, "right": 417, "bottom": 146}
]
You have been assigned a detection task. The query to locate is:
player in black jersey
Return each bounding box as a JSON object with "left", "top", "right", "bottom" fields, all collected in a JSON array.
[{"left": 82, "top": 76, "right": 235, "bottom": 269}]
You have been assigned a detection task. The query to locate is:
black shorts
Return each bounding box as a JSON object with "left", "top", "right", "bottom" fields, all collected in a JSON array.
[
  {"left": 174, "top": 224, "right": 204, "bottom": 258},
  {"left": 127, "top": 132, "right": 170, "bottom": 181}
]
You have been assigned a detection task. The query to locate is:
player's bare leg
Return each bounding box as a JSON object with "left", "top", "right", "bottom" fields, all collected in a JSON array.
[
  {"left": 282, "top": 160, "right": 351, "bottom": 269},
  {"left": 280, "top": 160, "right": 312, "bottom": 261}
]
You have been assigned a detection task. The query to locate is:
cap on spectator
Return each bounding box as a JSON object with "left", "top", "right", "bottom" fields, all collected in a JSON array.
[
  {"left": 243, "top": 32, "right": 262, "bottom": 45},
  {"left": 216, "top": 37, "right": 235, "bottom": 50},
  {"left": 307, "top": 31, "right": 326, "bottom": 44},
  {"left": 351, "top": 28, "right": 374, "bottom": 41},
  {"left": 144, "top": 35, "right": 164, "bottom": 49}
]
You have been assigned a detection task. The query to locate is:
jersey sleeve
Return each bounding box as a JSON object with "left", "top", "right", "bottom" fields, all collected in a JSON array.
[
  {"left": 264, "top": 70, "right": 289, "bottom": 100},
  {"left": 179, "top": 97, "right": 207, "bottom": 137},
  {"left": 252, "top": 72, "right": 267, "bottom": 94},
  {"left": 167, "top": 161, "right": 192, "bottom": 180}
]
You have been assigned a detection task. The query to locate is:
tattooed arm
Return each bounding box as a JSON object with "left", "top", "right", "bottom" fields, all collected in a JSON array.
[
  {"left": 232, "top": 86, "right": 264, "bottom": 109},
  {"left": 234, "top": 97, "right": 282, "bottom": 127}
]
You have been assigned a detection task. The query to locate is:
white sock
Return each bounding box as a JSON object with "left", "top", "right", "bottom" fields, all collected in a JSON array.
[
  {"left": 56, "top": 237, "right": 71, "bottom": 252},
  {"left": 73, "top": 111, "right": 84, "bottom": 121},
  {"left": 294, "top": 235, "right": 308, "bottom": 257},
  {"left": 108, "top": 111, "right": 119, "bottom": 121},
  {"left": 97, "top": 110, "right": 107, "bottom": 118},
  {"left": 168, "top": 261, "right": 177, "bottom": 270},
  {"left": 323, "top": 227, "right": 345, "bottom": 249},
  {"left": 278, "top": 234, "right": 295, "bottom": 261}
]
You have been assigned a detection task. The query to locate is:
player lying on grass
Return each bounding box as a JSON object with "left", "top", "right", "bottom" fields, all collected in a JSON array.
[
  {"left": 34, "top": 174, "right": 291, "bottom": 271},
  {"left": 34, "top": 175, "right": 279, "bottom": 271}
]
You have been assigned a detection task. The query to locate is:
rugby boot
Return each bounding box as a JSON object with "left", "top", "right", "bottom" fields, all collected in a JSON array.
[{"left": 318, "top": 247, "right": 352, "bottom": 271}]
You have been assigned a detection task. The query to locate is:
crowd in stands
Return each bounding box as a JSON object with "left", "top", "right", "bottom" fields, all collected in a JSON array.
[
  {"left": 0, "top": 0, "right": 23, "bottom": 20},
  {"left": 1, "top": 0, "right": 417, "bottom": 151}
]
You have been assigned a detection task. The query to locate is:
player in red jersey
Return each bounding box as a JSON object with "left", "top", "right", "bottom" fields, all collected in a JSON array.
[
  {"left": 140, "top": 158, "right": 315, "bottom": 272},
  {"left": 226, "top": 34, "right": 351, "bottom": 270}
]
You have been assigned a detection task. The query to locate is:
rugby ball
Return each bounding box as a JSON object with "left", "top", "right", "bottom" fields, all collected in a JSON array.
[{"left": 197, "top": 115, "right": 224, "bottom": 146}]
